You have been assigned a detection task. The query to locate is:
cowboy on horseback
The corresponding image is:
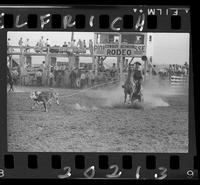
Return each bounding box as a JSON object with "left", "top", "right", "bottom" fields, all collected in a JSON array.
[
  {"left": 122, "top": 61, "right": 143, "bottom": 103},
  {"left": 122, "top": 63, "right": 134, "bottom": 103},
  {"left": 131, "top": 61, "right": 143, "bottom": 103}
]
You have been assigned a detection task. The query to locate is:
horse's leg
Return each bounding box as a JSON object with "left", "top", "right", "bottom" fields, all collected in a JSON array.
[
  {"left": 31, "top": 101, "right": 37, "bottom": 109},
  {"left": 141, "top": 92, "right": 144, "bottom": 102},
  {"left": 131, "top": 93, "right": 135, "bottom": 104},
  {"left": 11, "top": 84, "right": 14, "bottom": 91},
  {"left": 8, "top": 83, "right": 12, "bottom": 92},
  {"left": 124, "top": 92, "right": 127, "bottom": 104},
  {"left": 43, "top": 102, "right": 48, "bottom": 112}
]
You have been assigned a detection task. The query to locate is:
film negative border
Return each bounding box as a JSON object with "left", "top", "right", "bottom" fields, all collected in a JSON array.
[
  {"left": 0, "top": 6, "right": 190, "bottom": 32},
  {"left": 0, "top": 154, "right": 198, "bottom": 179},
  {"left": 0, "top": 5, "right": 198, "bottom": 179}
]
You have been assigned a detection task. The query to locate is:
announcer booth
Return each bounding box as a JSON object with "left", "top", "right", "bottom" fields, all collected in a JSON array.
[{"left": 93, "top": 32, "right": 154, "bottom": 81}]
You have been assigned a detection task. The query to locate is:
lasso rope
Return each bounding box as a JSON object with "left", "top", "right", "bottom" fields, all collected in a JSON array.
[{"left": 59, "top": 78, "right": 121, "bottom": 98}]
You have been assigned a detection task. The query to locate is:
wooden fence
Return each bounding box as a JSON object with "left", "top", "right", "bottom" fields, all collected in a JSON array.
[{"left": 170, "top": 75, "right": 188, "bottom": 87}]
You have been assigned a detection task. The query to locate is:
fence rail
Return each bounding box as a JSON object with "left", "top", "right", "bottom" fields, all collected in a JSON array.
[
  {"left": 7, "top": 45, "right": 89, "bottom": 56},
  {"left": 170, "top": 75, "right": 188, "bottom": 87}
]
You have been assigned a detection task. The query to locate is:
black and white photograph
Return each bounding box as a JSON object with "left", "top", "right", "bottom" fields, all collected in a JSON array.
[{"left": 7, "top": 31, "right": 189, "bottom": 152}]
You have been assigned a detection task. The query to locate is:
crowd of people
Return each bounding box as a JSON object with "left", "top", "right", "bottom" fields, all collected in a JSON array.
[
  {"left": 7, "top": 37, "right": 94, "bottom": 54},
  {"left": 168, "top": 62, "right": 189, "bottom": 76},
  {"left": 157, "top": 62, "right": 189, "bottom": 78},
  {"left": 25, "top": 62, "right": 119, "bottom": 89}
]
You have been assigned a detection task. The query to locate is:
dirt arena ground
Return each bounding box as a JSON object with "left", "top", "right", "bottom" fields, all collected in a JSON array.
[{"left": 7, "top": 83, "right": 188, "bottom": 152}]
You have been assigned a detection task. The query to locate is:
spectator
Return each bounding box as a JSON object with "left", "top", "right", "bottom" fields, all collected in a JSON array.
[
  {"left": 182, "top": 66, "right": 187, "bottom": 76},
  {"left": 24, "top": 38, "right": 30, "bottom": 52},
  {"left": 109, "top": 38, "right": 114, "bottom": 44},
  {"left": 169, "top": 64, "right": 173, "bottom": 76},
  {"left": 89, "top": 39, "right": 93, "bottom": 54},
  {"left": 64, "top": 68, "right": 70, "bottom": 88},
  {"left": 83, "top": 40, "right": 86, "bottom": 49},
  {"left": 69, "top": 68, "right": 77, "bottom": 88},
  {"left": 49, "top": 71, "right": 54, "bottom": 87},
  {"left": 172, "top": 64, "right": 175, "bottom": 75},
  {"left": 7, "top": 38, "right": 11, "bottom": 52},
  {"left": 41, "top": 61, "right": 46, "bottom": 70},
  {"left": 54, "top": 65, "right": 58, "bottom": 71},
  {"left": 89, "top": 70, "right": 95, "bottom": 87},
  {"left": 39, "top": 36, "right": 44, "bottom": 47},
  {"left": 67, "top": 42, "right": 71, "bottom": 48},
  {"left": 84, "top": 64, "right": 88, "bottom": 71},
  {"left": 85, "top": 70, "right": 90, "bottom": 88},
  {"left": 111, "top": 63, "right": 117, "bottom": 77},
  {"left": 122, "top": 39, "right": 128, "bottom": 44},
  {"left": 61, "top": 64, "right": 66, "bottom": 71},
  {"left": 17, "top": 37, "right": 24, "bottom": 52},
  {"left": 18, "top": 37, "right": 23, "bottom": 46},
  {"left": 100, "top": 64, "right": 105, "bottom": 72},
  {"left": 36, "top": 70, "right": 43, "bottom": 86},
  {"left": 184, "top": 62, "right": 189, "bottom": 74},
  {"left": 135, "top": 36, "right": 142, "bottom": 44},
  {"left": 80, "top": 71, "right": 86, "bottom": 88},
  {"left": 74, "top": 68, "right": 81, "bottom": 88},
  {"left": 63, "top": 42, "right": 68, "bottom": 47},
  {"left": 178, "top": 65, "right": 182, "bottom": 76},
  {"left": 45, "top": 39, "right": 50, "bottom": 47},
  {"left": 71, "top": 40, "right": 76, "bottom": 47},
  {"left": 62, "top": 42, "right": 67, "bottom": 53},
  {"left": 57, "top": 71, "right": 63, "bottom": 87},
  {"left": 7, "top": 38, "right": 10, "bottom": 46},
  {"left": 115, "top": 39, "right": 119, "bottom": 44},
  {"left": 77, "top": 39, "right": 83, "bottom": 49}
]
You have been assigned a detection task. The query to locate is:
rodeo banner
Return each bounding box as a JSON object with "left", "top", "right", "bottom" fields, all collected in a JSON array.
[{"left": 93, "top": 44, "right": 146, "bottom": 57}]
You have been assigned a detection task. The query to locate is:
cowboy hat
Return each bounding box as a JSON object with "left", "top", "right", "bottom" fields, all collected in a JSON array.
[{"left": 134, "top": 61, "right": 141, "bottom": 65}]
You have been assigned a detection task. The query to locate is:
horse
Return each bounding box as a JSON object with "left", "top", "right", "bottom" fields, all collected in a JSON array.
[
  {"left": 122, "top": 80, "right": 134, "bottom": 104},
  {"left": 131, "top": 81, "right": 143, "bottom": 103}
]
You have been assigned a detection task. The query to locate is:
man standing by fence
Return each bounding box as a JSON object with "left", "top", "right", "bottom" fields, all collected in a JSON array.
[
  {"left": 36, "top": 70, "right": 43, "bottom": 86},
  {"left": 49, "top": 71, "right": 54, "bottom": 87},
  {"left": 80, "top": 71, "right": 86, "bottom": 88},
  {"left": 69, "top": 68, "right": 77, "bottom": 88},
  {"left": 89, "top": 70, "right": 95, "bottom": 87}
]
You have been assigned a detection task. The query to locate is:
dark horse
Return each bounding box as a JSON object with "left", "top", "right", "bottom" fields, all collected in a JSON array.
[
  {"left": 122, "top": 80, "right": 143, "bottom": 104},
  {"left": 131, "top": 81, "right": 143, "bottom": 103},
  {"left": 122, "top": 80, "right": 134, "bottom": 104},
  {"left": 7, "top": 67, "right": 14, "bottom": 92}
]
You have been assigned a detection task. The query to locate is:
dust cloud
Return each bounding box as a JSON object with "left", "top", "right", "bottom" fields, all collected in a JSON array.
[
  {"left": 74, "top": 103, "right": 98, "bottom": 111},
  {"left": 84, "top": 79, "right": 188, "bottom": 109}
]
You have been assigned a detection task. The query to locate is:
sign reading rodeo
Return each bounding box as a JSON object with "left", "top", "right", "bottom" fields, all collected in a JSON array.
[{"left": 93, "top": 44, "right": 146, "bottom": 57}]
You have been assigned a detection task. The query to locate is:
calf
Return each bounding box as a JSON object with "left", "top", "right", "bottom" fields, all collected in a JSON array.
[{"left": 30, "top": 90, "right": 59, "bottom": 112}]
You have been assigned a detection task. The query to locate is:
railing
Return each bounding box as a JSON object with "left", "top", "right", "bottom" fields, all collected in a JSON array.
[
  {"left": 7, "top": 45, "right": 89, "bottom": 55},
  {"left": 170, "top": 75, "right": 188, "bottom": 87}
]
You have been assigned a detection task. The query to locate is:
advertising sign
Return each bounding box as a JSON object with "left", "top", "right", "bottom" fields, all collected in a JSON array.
[{"left": 94, "top": 44, "right": 146, "bottom": 57}]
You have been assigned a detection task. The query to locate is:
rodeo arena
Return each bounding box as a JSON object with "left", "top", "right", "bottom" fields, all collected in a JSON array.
[{"left": 7, "top": 32, "right": 189, "bottom": 152}]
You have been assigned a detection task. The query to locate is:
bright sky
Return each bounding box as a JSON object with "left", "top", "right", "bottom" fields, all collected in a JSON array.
[
  {"left": 152, "top": 33, "right": 190, "bottom": 65},
  {"left": 8, "top": 32, "right": 190, "bottom": 65}
]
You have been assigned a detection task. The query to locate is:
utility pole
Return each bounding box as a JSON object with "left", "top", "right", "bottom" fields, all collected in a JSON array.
[{"left": 71, "top": 32, "right": 74, "bottom": 42}]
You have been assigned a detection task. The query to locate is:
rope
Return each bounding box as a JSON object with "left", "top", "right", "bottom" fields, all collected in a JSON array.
[{"left": 59, "top": 78, "right": 120, "bottom": 98}]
